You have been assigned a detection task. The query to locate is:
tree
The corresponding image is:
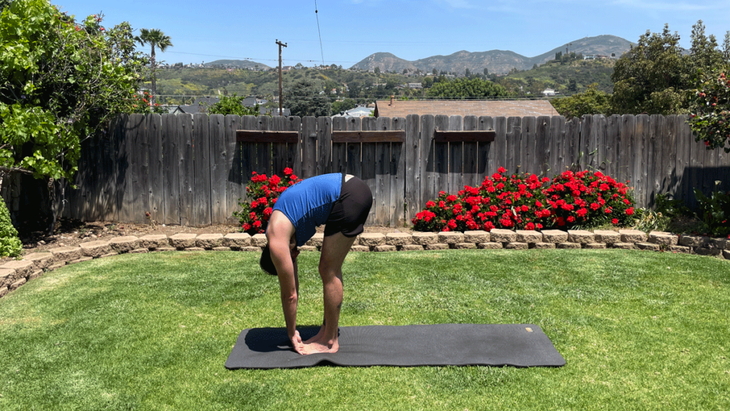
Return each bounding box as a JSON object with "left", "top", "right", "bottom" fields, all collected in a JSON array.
[
  {"left": 136, "top": 28, "right": 173, "bottom": 106},
  {"left": 611, "top": 21, "right": 725, "bottom": 115},
  {"left": 207, "top": 93, "right": 259, "bottom": 116},
  {"left": 551, "top": 84, "right": 612, "bottom": 119},
  {"left": 287, "top": 79, "right": 331, "bottom": 117},
  {"left": 0, "top": 0, "right": 146, "bottom": 226},
  {"left": 426, "top": 78, "right": 509, "bottom": 99},
  {"left": 331, "top": 98, "right": 356, "bottom": 115},
  {"left": 688, "top": 67, "right": 730, "bottom": 152}
]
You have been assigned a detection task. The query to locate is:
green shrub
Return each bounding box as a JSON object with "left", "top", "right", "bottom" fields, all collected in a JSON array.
[
  {"left": 694, "top": 181, "right": 730, "bottom": 237},
  {"left": 0, "top": 196, "right": 22, "bottom": 258}
]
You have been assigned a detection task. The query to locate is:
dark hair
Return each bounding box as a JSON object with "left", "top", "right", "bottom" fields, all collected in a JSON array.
[{"left": 259, "top": 244, "right": 277, "bottom": 275}]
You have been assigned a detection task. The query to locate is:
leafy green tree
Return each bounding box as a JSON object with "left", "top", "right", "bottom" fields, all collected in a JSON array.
[
  {"left": 551, "top": 84, "right": 612, "bottom": 119},
  {"left": 207, "top": 93, "right": 260, "bottom": 116},
  {"left": 611, "top": 21, "right": 725, "bottom": 115},
  {"left": 287, "top": 79, "right": 331, "bottom": 117},
  {"left": 426, "top": 78, "right": 508, "bottom": 99},
  {"left": 611, "top": 24, "right": 688, "bottom": 114},
  {"left": 0, "top": 0, "right": 146, "bottom": 194},
  {"left": 688, "top": 68, "right": 730, "bottom": 152},
  {"left": 331, "top": 98, "right": 356, "bottom": 115},
  {"left": 136, "top": 28, "right": 173, "bottom": 105}
]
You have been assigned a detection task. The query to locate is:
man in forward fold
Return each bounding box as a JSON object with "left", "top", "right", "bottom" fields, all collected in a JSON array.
[{"left": 260, "top": 172, "right": 372, "bottom": 355}]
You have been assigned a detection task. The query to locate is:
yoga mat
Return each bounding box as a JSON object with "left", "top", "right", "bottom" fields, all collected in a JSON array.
[{"left": 225, "top": 324, "right": 565, "bottom": 369}]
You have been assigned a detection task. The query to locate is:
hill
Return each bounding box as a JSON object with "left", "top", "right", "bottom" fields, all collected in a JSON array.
[
  {"left": 204, "top": 59, "right": 271, "bottom": 70},
  {"left": 351, "top": 35, "right": 632, "bottom": 75}
]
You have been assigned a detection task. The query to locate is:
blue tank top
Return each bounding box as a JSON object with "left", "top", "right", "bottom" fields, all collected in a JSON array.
[{"left": 272, "top": 173, "right": 342, "bottom": 246}]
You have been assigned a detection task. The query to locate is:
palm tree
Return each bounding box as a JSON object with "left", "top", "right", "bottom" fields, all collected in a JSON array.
[{"left": 136, "top": 28, "right": 173, "bottom": 106}]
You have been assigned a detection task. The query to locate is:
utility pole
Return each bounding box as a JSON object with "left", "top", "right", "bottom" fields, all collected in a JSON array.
[{"left": 276, "top": 39, "right": 287, "bottom": 116}]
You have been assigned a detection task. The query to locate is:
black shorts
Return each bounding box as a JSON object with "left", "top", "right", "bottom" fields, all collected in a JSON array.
[{"left": 324, "top": 177, "right": 373, "bottom": 238}]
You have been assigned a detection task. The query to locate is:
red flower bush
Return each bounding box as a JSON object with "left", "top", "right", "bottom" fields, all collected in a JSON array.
[
  {"left": 233, "top": 168, "right": 302, "bottom": 235},
  {"left": 412, "top": 168, "right": 635, "bottom": 232}
]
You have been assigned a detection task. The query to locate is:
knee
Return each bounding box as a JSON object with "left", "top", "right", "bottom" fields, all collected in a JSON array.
[{"left": 318, "top": 262, "right": 341, "bottom": 281}]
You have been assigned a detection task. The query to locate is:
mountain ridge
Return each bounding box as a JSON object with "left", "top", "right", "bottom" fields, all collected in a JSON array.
[
  {"left": 352, "top": 35, "right": 632, "bottom": 75},
  {"left": 204, "top": 34, "right": 633, "bottom": 76}
]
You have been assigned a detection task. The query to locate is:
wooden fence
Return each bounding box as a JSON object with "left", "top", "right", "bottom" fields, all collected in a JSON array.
[{"left": 50, "top": 113, "right": 730, "bottom": 227}]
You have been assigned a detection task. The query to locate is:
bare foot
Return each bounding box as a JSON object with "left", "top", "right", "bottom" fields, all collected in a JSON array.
[
  {"left": 304, "top": 326, "right": 325, "bottom": 344},
  {"left": 300, "top": 340, "right": 339, "bottom": 355}
]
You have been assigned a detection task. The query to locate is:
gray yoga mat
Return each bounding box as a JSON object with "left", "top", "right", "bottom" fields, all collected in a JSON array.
[{"left": 225, "top": 324, "right": 565, "bottom": 369}]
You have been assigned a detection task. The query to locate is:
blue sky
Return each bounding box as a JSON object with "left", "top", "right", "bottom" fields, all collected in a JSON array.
[{"left": 56, "top": 0, "right": 730, "bottom": 67}]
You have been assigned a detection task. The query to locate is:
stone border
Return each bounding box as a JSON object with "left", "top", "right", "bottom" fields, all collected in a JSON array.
[{"left": 1, "top": 229, "right": 728, "bottom": 299}]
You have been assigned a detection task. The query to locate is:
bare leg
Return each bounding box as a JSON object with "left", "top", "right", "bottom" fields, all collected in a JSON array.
[{"left": 301, "top": 232, "right": 356, "bottom": 354}]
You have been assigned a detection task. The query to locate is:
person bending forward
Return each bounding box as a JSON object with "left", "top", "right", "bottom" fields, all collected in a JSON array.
[{"left": 260, "top": 172, "right": 372, "bottom": 355}]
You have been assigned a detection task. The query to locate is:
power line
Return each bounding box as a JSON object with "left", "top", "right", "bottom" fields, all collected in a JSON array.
[{"left": 314, "top": 1, "right": 325, "bottom": 66}]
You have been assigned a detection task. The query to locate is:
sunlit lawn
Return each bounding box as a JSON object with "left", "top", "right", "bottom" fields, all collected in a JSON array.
[{"left": 0, "top": 249, "right": 729, "bottom": 410}]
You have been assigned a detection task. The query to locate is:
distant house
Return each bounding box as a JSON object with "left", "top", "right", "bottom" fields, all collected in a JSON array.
[
  {"left": 243, "top": 96, "right": 267, "bottom": 107},
  {"left": 333, "top": 106, "right": 374, "bottom": 118},
  {"left": 193, "top": 97, "right": 220, "bottom": 107},
  {"left": 408, "top": 83, "right": 422, "bottom": 89},
  {"left": 542, "top": 88, "right": 557, "bottom": 97},
  {"left": 173, "top": 105, "right": 206, "bottom": 114},
  {"left": 374, "top": 98, "right": 559, "bottom": 118}
]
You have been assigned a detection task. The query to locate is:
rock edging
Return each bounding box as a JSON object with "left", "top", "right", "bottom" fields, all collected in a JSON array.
[{"left": 1, "top": 230, "right": 728, "bottom": 299}]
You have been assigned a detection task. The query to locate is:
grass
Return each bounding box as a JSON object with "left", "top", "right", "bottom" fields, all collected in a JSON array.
[{"left": 1, "top": 249, "right": 729, "bottom": 410}]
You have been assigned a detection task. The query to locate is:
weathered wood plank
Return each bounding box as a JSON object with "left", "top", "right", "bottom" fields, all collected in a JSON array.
[
  {"left": 619, "top": 115, "right": 635, "bottom": 197},
  {"left": 236, "top": 130, "right": 298, "bottom": 143},
  {"left": 209, "top": 114, "right": 227, "bottom": 224},
  {"left": 147, "top": 114, "right": 164, "bottom": 224},
  {"left": 420, "top": 115, "right": 436, "bottom": 204},
  {"left": 301, "top": 116, "right": 318, "bottom": 179},
  {"left": 332, "top": 117, "right": 347, "bottom": 175},
  {"left": 361, "top": 117, "right": 378, "bottom": 225},
  {"left": 433, "top": 130, "right": 495, "bottom": 143},
  {"left": 521, "top": 116, "right": 536, "bottom": 175},
  {"left": 634, "top": 114, "right": 649, "bottom": 208},
  {"left": 506, "top": 117, "right": 521, "bottom": 175},
  {"left": 286, "top": 116, "right": 301, "bottom": 176},
  {"left": 193, "top": 113, "right": 211, "bottom": 226},
  {"left": 345, "top": 117, "right": 362, "bottom": 177},
  {"left": 535, "top": 116, "right": 550, "bottom": 175},
  {"left": 317, "top": 116, "right": 332, "bottom": 175},
  {"left": 478, "top": 116, "right": 494, "bottom": 177},
  {"left": 256, "top": 116, "right": 272, "bottom": 175},
  {"left": 647, "top": 115, "right": 662, "bottom": 207},
  {"left": 331, "top": 130, "right": 406, "bottom": 143},
  {"left": 591, "top": 114, "right": 608, "bottom": 173},
  {"left": 239, "top": 116, "right": 258, "bottom": 201},
  {"left": 434, "top": 115, "right": 450, "bottom": 198},
  {"left": 462, "top": 116, "right": 479, "bottom": 189},
  {"left": 390, "top": 116, "right": 406, "bottom": 227},
  {"left": 271, "top": 116, "right": 289, "bottom": 175},
  {"left": 179, "top": 114, "right": 194, "bottom": 225},
  {"left": 225, "top": 115, "right": 243, "bottom": 224},
  {"left": 374, "top": 117, "right": 391, "bottom": 225},
  {"left": 605, "top": 115, "right": 621, "bottom": 179},
  {"left": 549, "top": 116, "right": 565, "bottom": 176},
  {"left": 404, "top": 114, "right": 420, "bottom": 223},
  {"left": 448, "top": 115, "right": 463, "bottom": 193},
  {"left": 161, "top": 114, "right": 178, "bottom": 224},
  {"left": 493, "top": 116, "right": 507, "bottom": 174}
]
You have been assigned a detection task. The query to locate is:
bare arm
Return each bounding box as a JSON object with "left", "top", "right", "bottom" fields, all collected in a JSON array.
[{"left": 267, "top": 211, "right": 305, "bottom": 353}]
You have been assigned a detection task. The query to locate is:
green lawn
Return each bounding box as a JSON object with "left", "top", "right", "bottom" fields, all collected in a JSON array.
[{"left": 1, "top": 250, "right": 729, "bottom": 410}]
